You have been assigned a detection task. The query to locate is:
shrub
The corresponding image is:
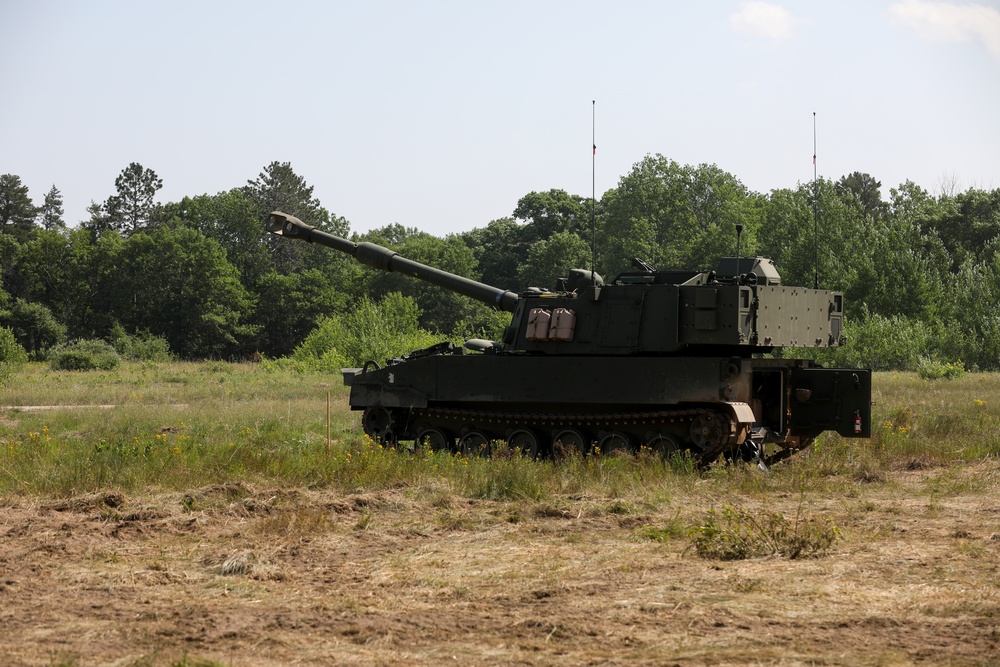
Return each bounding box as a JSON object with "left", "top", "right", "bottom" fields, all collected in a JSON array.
[
  {"left": 49, "top": 339, "right": 122, "bottom": 371},
  {"left": 0, "top": 298, "right": 67, "bottom": 358},
  {"left": 916, "top": 357, "right": 965, "bottom": 380},
  {"left": 808, "top": 312, "right": 932, "bottom": 371},
  {"left": 107, "top": 323, "right": 172, "bottom": 361},
  {"left": 0, "top": 326, "right": 28, "bottom": 384},
  {"left": 291, "top": 293, "right": 440, "bottom": 370},
  {"left": 449, "top": 303, "right": 514, "bottom": 343}
]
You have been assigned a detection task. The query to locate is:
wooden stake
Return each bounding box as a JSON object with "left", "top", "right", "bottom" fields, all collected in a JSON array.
[{"left": 326, "top": 389, "right": 331, "bottom": 456}]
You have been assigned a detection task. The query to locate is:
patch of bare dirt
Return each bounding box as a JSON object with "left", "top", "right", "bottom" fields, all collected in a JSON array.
[{"left": 2, "top": 466, "right": 999, "bottom": 666}]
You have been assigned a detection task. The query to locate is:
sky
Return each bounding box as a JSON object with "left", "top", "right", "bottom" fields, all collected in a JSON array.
[{"left": 2, "top": 0, "right": 999, "bottom": 237}]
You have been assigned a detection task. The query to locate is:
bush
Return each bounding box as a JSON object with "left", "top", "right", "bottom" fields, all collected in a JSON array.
[
  {"left": 449, "top": 304, "right": 511, "bottom": 344},
  {"left": 291, "top": 293, "right": 441, "bottom": 370},
  {"left": 0, "top": 299, "right": 67, "bottom": 358},
  {"left": 809, "top": 313, "right": 932, "bottom": 371},
  {"left": 49, "top": 339, "right": 122, "bottom": 371},
  {"left": 0, "top": 326, "right": 28, "bottom": 384},
  {"left": 107, "top": 323, "right": 172, "bottom": 361},
  {"left": 916, "top": 357, "right": 965, "bottom": 380}
]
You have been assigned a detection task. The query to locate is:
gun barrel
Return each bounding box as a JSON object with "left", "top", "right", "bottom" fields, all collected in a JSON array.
[{"left": 267, "top": 211, "right": 519, "bottom": 313}]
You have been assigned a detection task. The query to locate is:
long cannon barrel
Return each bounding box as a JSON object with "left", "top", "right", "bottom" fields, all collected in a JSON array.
[{"left": 267, "top": 211, "right": 520, "bottom": 313}]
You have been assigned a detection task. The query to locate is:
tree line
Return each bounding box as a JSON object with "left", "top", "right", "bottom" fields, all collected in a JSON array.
[{"left": 1, "top": 157, "right": 999, "bottom": 370}]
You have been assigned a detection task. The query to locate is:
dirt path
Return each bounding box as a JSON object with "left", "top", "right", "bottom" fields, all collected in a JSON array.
[{"left": 2, "top": 465, "right": 999, "bottom": 666}]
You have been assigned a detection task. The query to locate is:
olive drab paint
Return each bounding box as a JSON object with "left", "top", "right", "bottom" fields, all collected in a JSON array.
[{"left": 268, "top": 211, "right": 871, "bottom": 466}]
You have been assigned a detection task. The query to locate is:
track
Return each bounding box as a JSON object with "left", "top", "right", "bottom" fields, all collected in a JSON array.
[{"left": 364, "top": 404, "right": 747, "bottom": 463}]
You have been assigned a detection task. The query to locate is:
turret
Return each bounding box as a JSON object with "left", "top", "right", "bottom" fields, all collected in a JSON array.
[
  {"left": 267, "top": 211, "right": 519, "bottom": 313},
  {"left": 268, "top": 210, "right": 845, "bottom": 357}
]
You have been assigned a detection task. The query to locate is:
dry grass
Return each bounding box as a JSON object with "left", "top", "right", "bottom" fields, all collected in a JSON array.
[{"left": 1, "top": 365, "right": 1000, "bottom": 664}]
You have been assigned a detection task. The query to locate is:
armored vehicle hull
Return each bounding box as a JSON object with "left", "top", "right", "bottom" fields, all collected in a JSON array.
[
  {"left": 346, "top": 351, "right": 870, "bottom": 464},
  {"left": 267, "top": 211, "right": 872, "bottom": 465}
]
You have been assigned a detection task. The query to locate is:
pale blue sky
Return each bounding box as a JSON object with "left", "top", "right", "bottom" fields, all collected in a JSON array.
[{"left": 2, "top": 0, "right": 998, "bottom": 235}]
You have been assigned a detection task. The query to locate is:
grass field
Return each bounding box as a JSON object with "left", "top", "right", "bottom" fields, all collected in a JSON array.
[{"left": 1, "top": 363, "right": 998, "bottom": 666}]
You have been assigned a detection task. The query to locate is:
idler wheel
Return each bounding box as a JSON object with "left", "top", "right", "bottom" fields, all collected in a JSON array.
[
  {"left": 595, "top": 431, "right": 633, "bottom": 456},
  {"left": 416, "top": 428, "right": 454, "bottom": 453},
  {"left": 458, "top": 431, "right": 492, "bottom": 457},
  {"left": 362, "top": 406, "right": 395, "bottom": 445},
  {"left": 506, "top": 428, "right": 541, "bottom": 458},
  {"left": 551, "top": 429, "right": 588, "bottom": 457}
]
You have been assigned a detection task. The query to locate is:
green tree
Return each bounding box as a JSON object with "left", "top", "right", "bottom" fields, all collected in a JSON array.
[
  {"left": 82, "top": 201, "right": 113, "bottom": 237},
  {"left": 599, "top": 156, "right": 757, "bottom": 278},
  {"left": 104, "top": 162, "right": 163, "bottom": 235},
  {"left": 112, "top": 225, "right": 255, "bottom": 357},
  {"left": 0, "top": 174, "right": 38, "bottom": 242},
  {"left": 599, "top": 155, "right": 691, "bottom": 275},
  {"left": 516, "top": 230, "right": 592, "bottom": 290},
  {"left": 928, "top": 188, "right": 1000, "bottom": 270},
  {"left": 162, "top": 190, "right": 274, "bottom": 288},
  {"left": 0, "top": 298, "right": 67, "bottom": 357},
  {"left": 461, "top": 217, "right": 523, "bottom": 289},
  {"left": 462, "top": 191, "right": 595, "bottom": 292},
  {"left": 836, "top": 172, "right": 888, "bottom": 221},
  {"left": 37, "top": 185, "right": 66, "bottom": 230},
  {"left": 13, "top": 227, "right": 125, "bottom": 339},
  {"left": 759, "top": 179, "right": 870, "bottom": 291},
  {"left": 360, "top": 231, "right": 483, "bottom": 333},
  {"left": 244, "top": 161, "right": 349, "bottom": 274},
  {"left": 890, "top": 180, "right": 945, "bottom": 239},
  {"left": 253, "top": 268, "right": 349, "bottom": 357},
  {"left": 682, "top": 163, "right": 763, "bottom": 270},
  {"left": 936, "top": 248, "right": 1000, "bottom": 369},
  {"left": 513, "top": 189, "right": 590, "bottom": 243}
]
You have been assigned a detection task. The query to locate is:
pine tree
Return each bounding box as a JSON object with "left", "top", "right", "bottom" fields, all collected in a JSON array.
[{"left": 38, "top": 185, "right": 65, "bottom": 230}]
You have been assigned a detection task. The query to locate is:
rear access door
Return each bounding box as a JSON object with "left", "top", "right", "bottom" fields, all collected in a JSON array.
[{"left": 789, "top": 368, "right": 872, "bottom": 438}]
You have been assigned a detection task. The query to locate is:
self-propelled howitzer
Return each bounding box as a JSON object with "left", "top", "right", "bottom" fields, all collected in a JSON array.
[{"left": 268, "top": 211, "right": 871, "bottom": 465}]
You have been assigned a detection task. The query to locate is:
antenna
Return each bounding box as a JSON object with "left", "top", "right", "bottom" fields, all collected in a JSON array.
[
  {"left": 591, "top": 100, "right": 597, "bottom": 285},
  {"left": 812, "top": 112, "right": 819, "bottom": 289},
  {"left": 735, "top": 223, "right": 744, "bottom": 277}
]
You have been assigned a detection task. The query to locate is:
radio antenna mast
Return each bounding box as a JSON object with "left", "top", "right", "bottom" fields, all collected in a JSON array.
[
  {"left": 812, "top": 112, "right": 819, "bottom": 289},
  {"left": 591, "top": 100, "right": 597, "bottom": 285}
]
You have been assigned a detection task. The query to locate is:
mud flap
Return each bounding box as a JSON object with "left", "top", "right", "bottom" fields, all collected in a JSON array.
[
  {"left": 722, "top": 401, "right": 757, "bottom": 444},
  {"left": 789, "top": 368, "right": 872, "bottom": 438}
]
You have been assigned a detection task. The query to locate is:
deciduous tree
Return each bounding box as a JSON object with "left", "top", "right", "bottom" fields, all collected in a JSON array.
[{"left": 112, "top": 226, "right": 254, "bottom": 358}]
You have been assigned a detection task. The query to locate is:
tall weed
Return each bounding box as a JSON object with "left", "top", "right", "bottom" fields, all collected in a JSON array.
[{"left": 691, "top": 504, "right": 841, "bottom": 560}]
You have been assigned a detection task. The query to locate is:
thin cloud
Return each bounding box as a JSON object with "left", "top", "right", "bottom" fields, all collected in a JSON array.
[
  {"left": 729, "top": 2, "right": 803, "bottom": 40},
  {"left": 889, "top": 0, "right": 1000, "bottom": 58}
]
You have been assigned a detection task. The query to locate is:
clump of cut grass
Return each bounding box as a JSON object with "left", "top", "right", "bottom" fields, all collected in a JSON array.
[
  {"left": 691, "top": 504, "right": 841, "bottom": 560},
  {"left": 217, "top": 550, "right": 282, "bottom": 581}
]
